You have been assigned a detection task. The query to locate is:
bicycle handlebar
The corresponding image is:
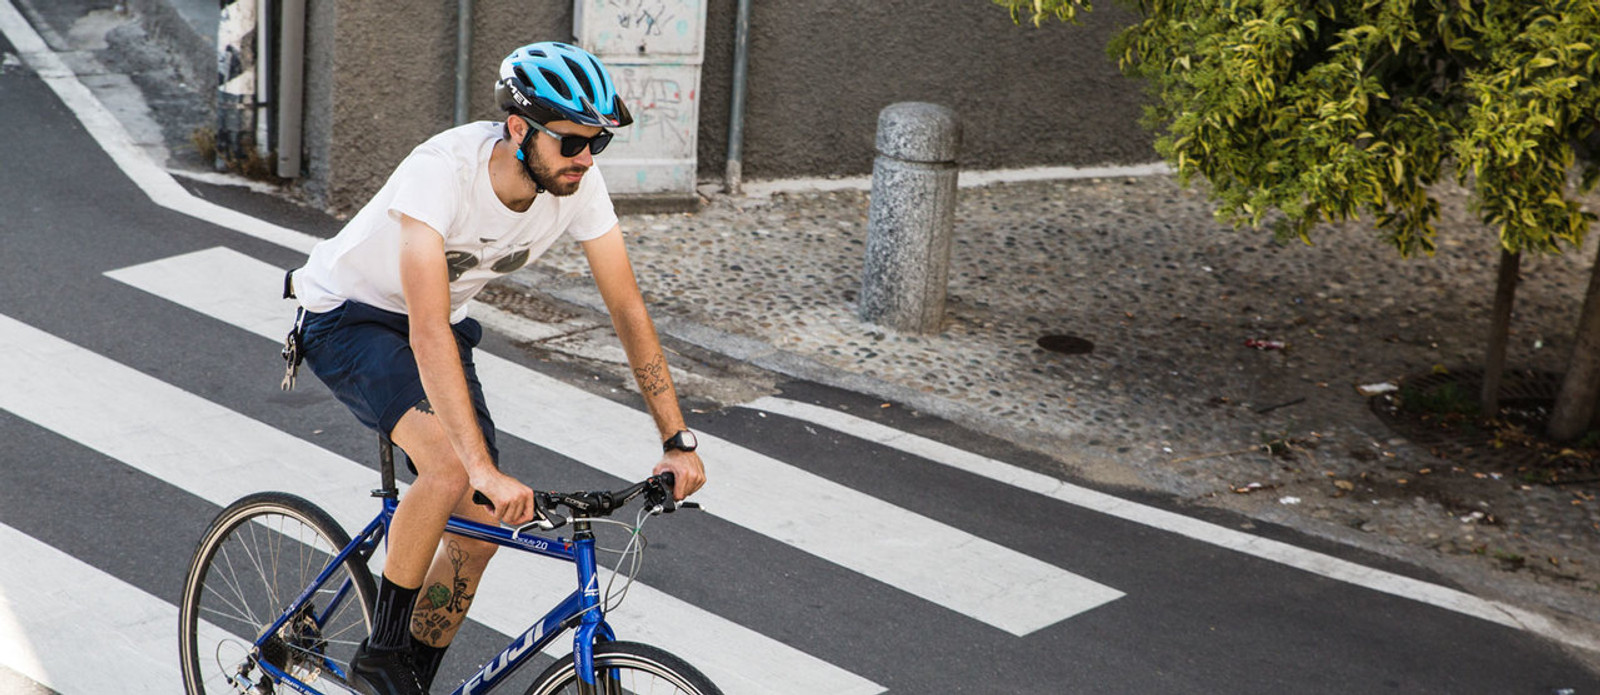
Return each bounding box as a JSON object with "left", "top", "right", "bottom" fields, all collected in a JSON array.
[{"left": 471, "top": 472, "right": 697, "bottom": 530}]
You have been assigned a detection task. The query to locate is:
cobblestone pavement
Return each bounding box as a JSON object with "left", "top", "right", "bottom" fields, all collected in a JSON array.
[{"left": 499, "top": 174, "right": 1600, "bottom": 641}]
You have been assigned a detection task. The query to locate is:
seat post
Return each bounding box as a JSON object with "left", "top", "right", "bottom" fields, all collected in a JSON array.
[{"left": 374, "top": 433, "right": 398, "bottom": 498}]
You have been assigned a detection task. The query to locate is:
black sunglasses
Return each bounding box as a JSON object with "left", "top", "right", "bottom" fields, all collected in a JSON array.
[{"left": 526, "top": 118, "right": 613, "bottom": 157}]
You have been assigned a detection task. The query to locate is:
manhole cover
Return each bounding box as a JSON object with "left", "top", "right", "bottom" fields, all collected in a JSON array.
[{"left": 1037, "top": 334, "right": 1094, "bottom": 355}]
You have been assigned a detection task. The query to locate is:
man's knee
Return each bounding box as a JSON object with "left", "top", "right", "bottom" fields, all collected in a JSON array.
[
  {"left": 392, "top": 408, "right": 473, "bottom": 492},
  {"left": 415, "top": 464, "right": 470, "bottom": 499}
]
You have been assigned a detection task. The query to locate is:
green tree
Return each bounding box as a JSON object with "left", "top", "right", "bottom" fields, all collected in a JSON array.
[{"left": 1000, "top": 0, "right": 1600, "bottom": 440}]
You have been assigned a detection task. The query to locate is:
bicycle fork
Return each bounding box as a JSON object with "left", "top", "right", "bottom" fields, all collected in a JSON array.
[{"left": 570, "top": 520, "right": 618, "bottom": 695}]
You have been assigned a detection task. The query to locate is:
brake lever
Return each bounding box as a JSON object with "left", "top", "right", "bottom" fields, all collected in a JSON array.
[
  {"left": 512, "top": 510, "right": 568, "bottom": 540},
  {"left": 476, "top": 491, "right": 567, "bottom": 537},
  {"left": 647, "top": 500, "right": 702, "bottom": 515}
]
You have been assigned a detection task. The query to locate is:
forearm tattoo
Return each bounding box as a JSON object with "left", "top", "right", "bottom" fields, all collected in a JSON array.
[
  {"left": 411, "top": 541, "right": 477, "bottom": 645},
  {"left": 633, "top": 354, "right": 672, "bottom": 398}
]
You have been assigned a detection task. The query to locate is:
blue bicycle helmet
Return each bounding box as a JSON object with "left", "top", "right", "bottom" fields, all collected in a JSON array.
[{"left": 496, "top": 42, "right": 632, "bottom": 128}]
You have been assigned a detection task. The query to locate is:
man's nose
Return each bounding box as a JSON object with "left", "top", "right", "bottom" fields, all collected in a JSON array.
[{"left": 573, "top": 147, "right": 595, "bottom": 166}]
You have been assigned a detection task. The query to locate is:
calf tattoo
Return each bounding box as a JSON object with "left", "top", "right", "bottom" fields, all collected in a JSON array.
[
  {"left": 633, "top": 354, "right": 671, "bottom": 397},
  {"left": 411, "top": 541, "right": 478, "bottom": 644}
]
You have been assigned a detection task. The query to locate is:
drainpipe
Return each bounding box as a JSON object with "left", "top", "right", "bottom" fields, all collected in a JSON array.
[
  {"left": 723, "top": 0, "right": 751, "bottom": 195},
  {"left": 455, "top": 0, "right": 473, "bottom": 125},
  {"left": 254, "top": 0, "right": 272, "bottom": 158},
  {"left": 276, "top": 0, "right": 305, "bottom": 178}
]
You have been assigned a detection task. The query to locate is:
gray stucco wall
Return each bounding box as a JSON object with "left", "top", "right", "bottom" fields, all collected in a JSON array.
[
  {"left": 697, "top": 1, "right": 1154, "bottom": 181},
  {"left": 300, "top": 1, "right": 571, "bottom": 215},
  {"left": 299, "top": 1, "right": 1154, "bottom": 213}
]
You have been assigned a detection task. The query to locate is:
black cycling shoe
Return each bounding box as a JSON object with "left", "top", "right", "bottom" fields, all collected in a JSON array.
[{"left": 349, "top": 639, "right": 428, "bottom": 695}]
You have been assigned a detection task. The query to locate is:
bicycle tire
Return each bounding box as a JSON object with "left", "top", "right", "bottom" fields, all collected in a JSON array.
[
  {"left": 179, "top": 491, "right": 377, "bottom": 694},
  {"left": 523, "top": 641, "right": 723, "bottom": 695}
]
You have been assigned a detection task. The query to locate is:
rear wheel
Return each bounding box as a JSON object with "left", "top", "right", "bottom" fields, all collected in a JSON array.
[
  {"left": 524, "top": 641, "right": 722, "bottom": 695},
  {"left": 179, "top": 492, "right": 376, "bottom": 694}
]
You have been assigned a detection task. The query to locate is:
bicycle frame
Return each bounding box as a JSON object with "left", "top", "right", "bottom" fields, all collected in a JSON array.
[{"left": 248, "top": 496, "right": 617, "bottom": 695}]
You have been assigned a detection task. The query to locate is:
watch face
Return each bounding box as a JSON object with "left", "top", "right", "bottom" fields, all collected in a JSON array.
[{"left": 667, "top": 430, "right": 697, "bottom": 451}]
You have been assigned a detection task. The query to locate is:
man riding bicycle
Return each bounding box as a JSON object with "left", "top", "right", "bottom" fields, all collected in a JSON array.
[{"left": 284, "top": 42, "right": 706, "bottom": 695}]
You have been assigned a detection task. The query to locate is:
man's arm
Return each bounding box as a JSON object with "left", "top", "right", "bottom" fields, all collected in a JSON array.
[
  {"left": 580, "top": 225, "right": 707, "bottom": 500},
  {"left": 399, "top": 214, "right": 537, "bottom": 523}
]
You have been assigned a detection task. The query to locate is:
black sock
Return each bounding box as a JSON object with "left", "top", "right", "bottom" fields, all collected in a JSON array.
[
  {"left": 411, "top": 641, "right": 449, "bottom": 690},
  {"left": 369, "top": 574, "right": 420, "bottom": 651}
]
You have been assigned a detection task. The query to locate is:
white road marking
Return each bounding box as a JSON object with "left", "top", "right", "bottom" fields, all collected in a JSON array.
[
  {"left": 0, "top": 313, "right": 883, "bottom": 695},
  {"left": 110, "top": 247, "right": 1126, "bottom": 636},
  {"left": 0, "top": 521, "right": 230, "bottom": 693},
  {"left": 743, "top": 397, "right": 1600, "bottom": 654}
]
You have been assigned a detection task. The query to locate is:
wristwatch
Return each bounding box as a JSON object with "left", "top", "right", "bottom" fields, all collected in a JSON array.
[{"left": 662, "top": 429, "right": 698, "bottom": 453}]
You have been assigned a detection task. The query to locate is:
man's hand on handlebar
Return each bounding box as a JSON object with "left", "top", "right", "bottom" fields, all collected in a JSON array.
[
  {"left": 469, "top": 469, "right": 538, "bottom": 525},
  {"left": 652, "top": 449, "right": 705, "bottom": 501}
]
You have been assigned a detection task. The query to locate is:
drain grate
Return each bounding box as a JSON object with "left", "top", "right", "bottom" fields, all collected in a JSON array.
[
  {"left": 1037, "top": 334, "right": 1095, "bottom": 355},
  {"left": 1367, "top": 368, "right": 1577, "bottom": 470}
]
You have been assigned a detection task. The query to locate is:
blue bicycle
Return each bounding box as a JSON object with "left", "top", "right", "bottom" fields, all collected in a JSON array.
[{"left": 179, "top": 438, "right": 721, "bottom": 695}]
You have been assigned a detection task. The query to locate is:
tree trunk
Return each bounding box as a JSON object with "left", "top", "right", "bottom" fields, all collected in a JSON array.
[
  {"left": 1481, "top": 249, "right": 1521, "bottom": 416},
  {"left": 1548, "top": 242, "right": 1600, "bottom": 441}
]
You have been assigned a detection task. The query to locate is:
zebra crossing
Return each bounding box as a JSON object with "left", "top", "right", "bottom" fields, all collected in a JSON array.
[
  {"left": 0, "top": 308, "right": 889, "bottom": 694},
  {"left": 0, "top": 243, "right": 1129, "bottom": 693},
  {"left": 0, "top": 246, "right": 1139, "bottom": 693},
  {"left": 107, "top": 246, "right": 1127, "bottom": 638}
]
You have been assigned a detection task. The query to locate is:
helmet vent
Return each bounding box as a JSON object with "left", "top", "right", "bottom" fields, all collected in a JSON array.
[
  {"left": 539, "top": 67, "right": 572, "bottom": 100},
  {"left": 564, "top": 56, "right": 596, "bottom": 100},
  {"left": 586, "top": 55, "right": 607, "bottom": 89}
]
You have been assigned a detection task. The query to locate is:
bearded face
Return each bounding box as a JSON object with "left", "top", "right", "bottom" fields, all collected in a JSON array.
[{"left": 519, "top": 146, "right": 586, "bottom": 197}]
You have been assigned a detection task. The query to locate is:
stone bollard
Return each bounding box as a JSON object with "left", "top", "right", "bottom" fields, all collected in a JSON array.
[{"left": 858, "top": 102, "right": 961, "bottom": 334}]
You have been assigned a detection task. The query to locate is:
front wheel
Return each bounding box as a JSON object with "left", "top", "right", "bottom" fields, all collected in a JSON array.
[
  {"left": 524, "top": 641, "right": 723, "bottom": 695},
  {"left": 179, "top": 492, "right": 376, "bottom": 694}
]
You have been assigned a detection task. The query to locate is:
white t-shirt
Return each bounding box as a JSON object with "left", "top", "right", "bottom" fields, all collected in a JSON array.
[{"left": 294, "top": 121, "right": 618, "bottom": 324}]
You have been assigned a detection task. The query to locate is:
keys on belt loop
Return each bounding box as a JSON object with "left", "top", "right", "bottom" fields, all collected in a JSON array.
[{"left": 280, "top": 307, "right": 306, "bottom": 391}]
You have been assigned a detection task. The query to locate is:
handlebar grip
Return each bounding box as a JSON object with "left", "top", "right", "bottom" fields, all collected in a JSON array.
[
  {"left": 658, "top": 471, "right": 675, "bottom": 490},
  {"left": 472, "top": 491, "right": 493, "bottom": 510}
]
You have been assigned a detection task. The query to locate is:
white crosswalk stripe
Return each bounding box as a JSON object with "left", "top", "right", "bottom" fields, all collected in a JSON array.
[
  {"left": 107, "top": 246, "right": 1126, "bottom": 637},
  {"left": 0, "top": 521, "right": 231, "bottom": 694},
  {"left": 0, "top": 312, "right": 883, "bottom": 695}
]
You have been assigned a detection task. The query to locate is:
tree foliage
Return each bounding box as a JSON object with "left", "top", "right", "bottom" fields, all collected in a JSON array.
[{"left": 997, "top": 0, "right": 1600, "bottom": 258}]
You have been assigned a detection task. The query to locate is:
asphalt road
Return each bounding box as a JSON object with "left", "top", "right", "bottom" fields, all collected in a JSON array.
[{"left": 0, "top": 16, "right": 1596, "bottom": 695}]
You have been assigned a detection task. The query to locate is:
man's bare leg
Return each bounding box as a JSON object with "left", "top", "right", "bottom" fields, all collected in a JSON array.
[
  {"left": 386, "top": 404, "right": 475, "bottom": 587},
  {"left": 409, "top": 494, "right": 499, "bottom": 647},
  {"left": 387, "top": 401, "right": 500, "bottom": 688}
]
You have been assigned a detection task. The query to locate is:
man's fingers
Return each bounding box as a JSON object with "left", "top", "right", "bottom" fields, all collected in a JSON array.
[
  {"left": 675, "top": 473, "right": 698, "bottom": 500},
  {"left": 667, "top": 462, "right": 704, "bottom": 500}
]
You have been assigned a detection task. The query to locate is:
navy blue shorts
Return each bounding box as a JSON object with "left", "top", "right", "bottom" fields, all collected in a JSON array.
[{"left": 300, "top": 300, "right": 498, "bottom": 467}]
